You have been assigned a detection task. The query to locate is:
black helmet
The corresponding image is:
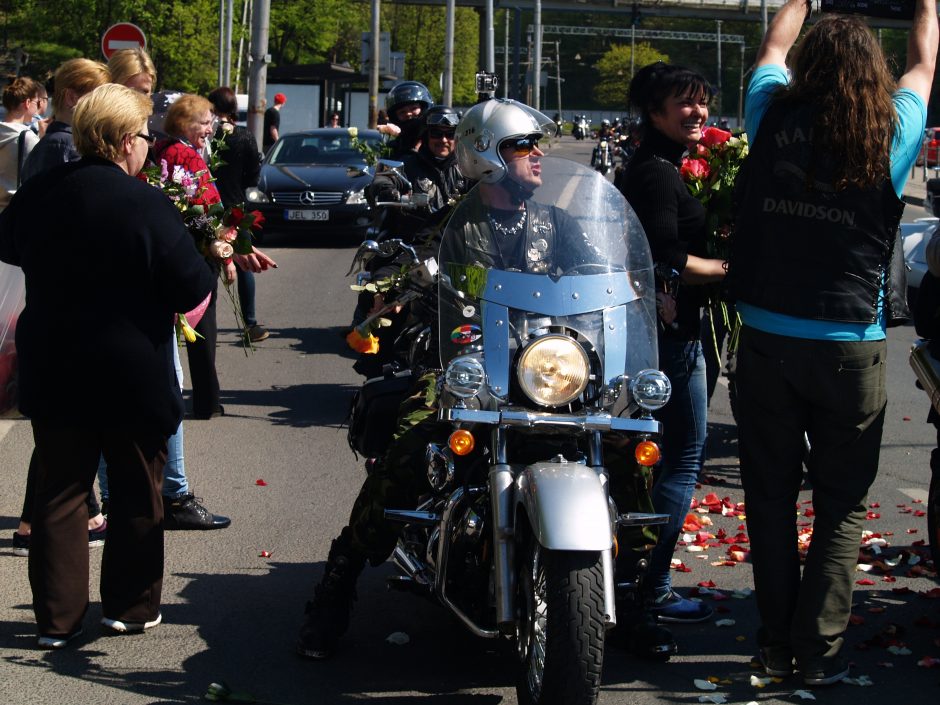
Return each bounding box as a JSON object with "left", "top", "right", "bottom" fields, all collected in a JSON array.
[
  {"left": 424, "top": 105, "right": 459, "bottom": 131},
  {"left": 385, "top": 81, "right": 433, "bottom": 124}
]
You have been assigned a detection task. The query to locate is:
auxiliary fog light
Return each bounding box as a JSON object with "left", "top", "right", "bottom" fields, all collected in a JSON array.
[
  {"left": 629, "top": 369, "right": 671, "bottom": 411},
  {"left": 444, "top": 356, "right": 486, "bottom": 398},
  {"left": 634, "top": 440, "right": 662, "bottom": 467},
  {"left": 517, "top": 334, "right": 589, "bottom": 407},
  {"left": 449, "top": 429, "right": 475, "bottom": 456}
]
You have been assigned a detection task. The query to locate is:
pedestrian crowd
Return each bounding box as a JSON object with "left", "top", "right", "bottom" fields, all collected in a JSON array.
[{"left": 0, "top": 0, "right": 938, "bottom": 698}]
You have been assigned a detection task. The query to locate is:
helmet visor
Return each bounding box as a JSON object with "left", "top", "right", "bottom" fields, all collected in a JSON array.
[{"left": 427, "top": 111, "right": 459, "bottom": 128}]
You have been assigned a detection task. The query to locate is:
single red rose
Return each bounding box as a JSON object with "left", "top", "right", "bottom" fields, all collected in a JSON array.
[
  {"left": 680, "top": 157, "right": 710, "bottom": 181},
  {"left": 249, "top": 210, "right": 265, "bottom": 230},
  {"left": 701, "top": 126, "right": 732, "bottom": 147},
  {"left": 227, "top": 206, "right": 245, "bottom": 227}
]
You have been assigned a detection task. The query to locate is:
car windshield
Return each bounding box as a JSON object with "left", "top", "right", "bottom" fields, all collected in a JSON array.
[{"left": 268, "top": 133, "right": 383, "bottom": 165}]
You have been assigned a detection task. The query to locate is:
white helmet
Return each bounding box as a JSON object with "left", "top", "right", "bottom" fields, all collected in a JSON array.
[{"left": 456, "top": 99, "right": 555, "bottom": 184}]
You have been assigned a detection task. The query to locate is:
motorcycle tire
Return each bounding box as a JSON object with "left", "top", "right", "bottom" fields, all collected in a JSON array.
[{"left": 516, "top": 544, "right": 605, "bottom": 705}]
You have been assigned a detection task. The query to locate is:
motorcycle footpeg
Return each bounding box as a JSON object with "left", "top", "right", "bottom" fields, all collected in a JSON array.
[
  {"left": 618, "top": 512, "right": 670, "bottom": 527},
  {"left": 386, "top": 575, "right": 431, "bottom": 596}
]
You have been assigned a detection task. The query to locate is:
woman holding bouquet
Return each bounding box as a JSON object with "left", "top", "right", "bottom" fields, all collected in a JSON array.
[
  {"left": 618, "top": 63, "right": 727, "bottom": 636},
  {"left": 156, "top": 95, "right": 275, "bottom": 421}
]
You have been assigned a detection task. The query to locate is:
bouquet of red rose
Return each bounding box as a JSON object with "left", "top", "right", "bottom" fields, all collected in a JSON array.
[{"left": 680, "top": 126, "right": 749, "bottom": 356}]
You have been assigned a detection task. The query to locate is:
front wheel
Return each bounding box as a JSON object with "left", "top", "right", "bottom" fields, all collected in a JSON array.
[{"left": 516, "top": 544, "right": 606, "bottom": 705}]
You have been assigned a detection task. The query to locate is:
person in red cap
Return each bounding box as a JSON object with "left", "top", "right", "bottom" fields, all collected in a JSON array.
[{"left": 263, "top": 92, "right": 287, "bottom": 153}]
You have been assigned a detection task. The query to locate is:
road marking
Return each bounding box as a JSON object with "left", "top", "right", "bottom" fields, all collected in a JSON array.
[
  {"left": 0, "top": 420, "right": 14, "bottom": 444},
  {"left": 899, "top": 487, "right": 930, "bottom": 503}
]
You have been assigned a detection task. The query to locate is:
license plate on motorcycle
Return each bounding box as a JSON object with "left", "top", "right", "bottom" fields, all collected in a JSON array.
[{"left": 285, "top": 209, "right": 329, "bottom": 221}]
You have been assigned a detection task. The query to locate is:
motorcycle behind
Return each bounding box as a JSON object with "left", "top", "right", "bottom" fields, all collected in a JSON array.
[
  {"left": 592, "top": 137, "right": 613, "bottom": 175},
  {"left": 350, "top": 157, "right": 671, "bottom": 705}
]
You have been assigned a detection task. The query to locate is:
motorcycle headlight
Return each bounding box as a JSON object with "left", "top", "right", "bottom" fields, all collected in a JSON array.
[
  {"left": 245, "top": 186, "right": 269, "bottom": 203},
  {"left": 517, "top": 334, "right": 589, "bottom": 407},
  {"left": 444, "top": 356, "right": 486, "bottom": 399},
  {"left": 629, "top": 369, "right": 671, "bottom": 411},
  {"left": 346, "top": 188, "right": 367, "bottom": 205}
]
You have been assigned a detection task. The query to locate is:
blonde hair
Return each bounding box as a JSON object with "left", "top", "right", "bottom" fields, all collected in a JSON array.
[
  {"left": 108, "top": 48, "right": 157, "bottom": 89},
  {"left": 163, "top": 94, "right": 212, "bottom": 139},
  {"left": 73, "top": 83, "right": 152, "bottom": 162},
  {"left": 52, "top": 58, "right": 110, "bottom": 117}
]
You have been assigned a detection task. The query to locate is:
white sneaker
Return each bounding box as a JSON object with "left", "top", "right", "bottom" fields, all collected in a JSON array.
[
  {"left": 101, "top": 612, "right": 162, "bottom": 633},
  {"left": 37, "top": 628, "right": 83, "bottom": 649}
]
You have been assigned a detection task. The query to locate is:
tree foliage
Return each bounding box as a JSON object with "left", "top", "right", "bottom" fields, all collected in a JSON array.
[{"left": 592, "top": 43, "right": 669, "bottom": 109}]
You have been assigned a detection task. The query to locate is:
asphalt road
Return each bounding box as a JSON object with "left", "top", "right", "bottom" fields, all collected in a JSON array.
[{"left": 0, "top": 137, "right": 937, "bottom": 705}]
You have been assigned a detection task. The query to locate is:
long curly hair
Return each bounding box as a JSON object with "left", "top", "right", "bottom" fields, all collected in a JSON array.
[{"left": 778, "top": 15, "right": 897, "bottom": 190}]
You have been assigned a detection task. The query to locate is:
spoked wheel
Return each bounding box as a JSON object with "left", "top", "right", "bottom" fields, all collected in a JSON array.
[{"left": 516, "top": 542, "right": 606, "bottom": 705}]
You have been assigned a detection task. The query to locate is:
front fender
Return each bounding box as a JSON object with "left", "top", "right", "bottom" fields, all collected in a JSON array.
[{"left": 515, "top": 462, "right": 613, "bottom": 551}]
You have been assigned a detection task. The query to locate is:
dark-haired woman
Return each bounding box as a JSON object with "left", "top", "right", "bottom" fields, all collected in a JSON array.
[
  {"left": 207, "top": 86, "right": 268, "bottom": 343},
  {"left": 619, "top": 63, "right": 726, "bottom": 628}
]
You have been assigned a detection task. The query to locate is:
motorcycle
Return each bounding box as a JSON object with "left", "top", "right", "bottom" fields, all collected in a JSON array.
[
  {"left": 350, "top": 158, "right": 671, "bottom": 704},
  {"left": 592, "top": 137, "right": 613, "bottom": 175},
  {"left": 572, "top": 115, "right": 590, "bottom": 141}
]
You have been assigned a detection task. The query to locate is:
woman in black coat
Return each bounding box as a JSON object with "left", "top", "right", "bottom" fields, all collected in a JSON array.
[{"left": 0, "top": 84, "right": 214, "bottom": 648}]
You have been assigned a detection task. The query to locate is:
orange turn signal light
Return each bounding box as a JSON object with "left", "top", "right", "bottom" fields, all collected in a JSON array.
[
  {"left": 449, "top": 429, "right": 475, "bottom": 456},
  {"left": 612, "top": 535, "right": 619, "bottom": 558},
  {"left": 635, "top": 440, "right": 661, "bottom": 467}
]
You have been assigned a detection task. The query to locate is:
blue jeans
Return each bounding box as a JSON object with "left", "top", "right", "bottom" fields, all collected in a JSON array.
[
  {"left": 647, "top": 337, "right": 708, "bottom": 595},
  {"left": 237, "top": 268, "right": 256, "bottom": 327},
  {"left": 98, "top": 337, "right": 189, "bottom": 501}
]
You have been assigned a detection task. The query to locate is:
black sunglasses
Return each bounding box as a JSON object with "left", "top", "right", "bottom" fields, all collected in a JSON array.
[
  {"left": 136, "top": 132, "right": 156, "bottom": 146},
  {"left": 427, "top": 128, "right": 455, "bottom": 140},
  {"left": 501, "top": 135, "right": 540, "bottom": 157}
]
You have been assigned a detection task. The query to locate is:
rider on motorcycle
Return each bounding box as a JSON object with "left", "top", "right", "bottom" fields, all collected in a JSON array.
[
  {"left": 381, "top": 80, "right": 434, "bottom": 158},
  {"left": 369, "top": 106, "right": 469, "bottom": 245},
  {"left": 297, "top": 99, "right": 589, "bottom": 660}
]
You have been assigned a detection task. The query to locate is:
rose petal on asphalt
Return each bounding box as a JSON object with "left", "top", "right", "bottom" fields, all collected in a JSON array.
[
  {"left": 842, "top": 675, "right": 873, "bottom": 686},
  {"left": 887, "top": 645, "right": 912, "bottom": 655},
  {"left": 715, "top": 619, "right": 735, "bottom": 627},
  {"left": 255, "top": 478, "right": 268, "bottom": 486},
  {"left": 792, "top": 689, "right": 817, "bottom": 700},
  {"left": 386, "top": 631, "right": 410, "bottom": 645},
  {"left": 693, "top": 679, "right": 718, "bottom": 690}
]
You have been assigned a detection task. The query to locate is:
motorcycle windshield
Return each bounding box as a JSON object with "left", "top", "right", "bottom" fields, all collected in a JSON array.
[{"left": 438, "top": 157, "right": 657, "bottom": 410}]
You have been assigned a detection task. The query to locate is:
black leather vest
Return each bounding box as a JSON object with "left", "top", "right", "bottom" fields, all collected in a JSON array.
[{"left": 730, "top": 100, "right": 904, "bottom": 324}]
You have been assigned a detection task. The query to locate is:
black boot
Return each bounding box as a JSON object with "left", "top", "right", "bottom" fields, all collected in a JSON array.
[
  {"left": 296, "top": 533, "right": 366, "bottom": 659},
  {"left": 614, "top": 556, "right": 677, "bottom": 661}
]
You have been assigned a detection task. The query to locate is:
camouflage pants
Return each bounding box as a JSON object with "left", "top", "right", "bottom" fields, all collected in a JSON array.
[{"left": 344, "top": 372, "right": 442, "bottom": 564}]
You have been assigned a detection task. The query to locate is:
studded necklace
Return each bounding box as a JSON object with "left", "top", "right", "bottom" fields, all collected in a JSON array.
[{"left": 489, "top": 206, "right": 527, "bottom": 238}]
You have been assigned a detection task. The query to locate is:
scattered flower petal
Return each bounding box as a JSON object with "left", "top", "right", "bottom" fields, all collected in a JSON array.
[
  {"left": 386, "top": 631, "right": 410, "bottom": 645},
  {"left": 842, "top": 675, "right": 873, "bottom": 686},
  {"left": 791, "top": 690, "right": 817, "bottom": 700},
  {"left": 259, "top": 550, "right": 272, "bottom": 558},
  {"left": 887, "top": 645, "right": 912, "bottom": 655},
  {"left": 255, "top": 479, "right": 268, "bottom": 486},
  {"left": 750, "top": 675, "right": 772, "bottom": 688},
  {"left": 715, "top": 619, "right": 736, "bottom": 627},
  {"left": 693, "top": 679, "right": 718, "bottom": 691},
  {"left": 856, "top": 579, "right": 875, "bottom": 586}
]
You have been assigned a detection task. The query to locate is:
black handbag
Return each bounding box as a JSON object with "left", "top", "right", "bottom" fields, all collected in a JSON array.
[{"left": 347, "top": 369, "right": 415, "bottom": 458}]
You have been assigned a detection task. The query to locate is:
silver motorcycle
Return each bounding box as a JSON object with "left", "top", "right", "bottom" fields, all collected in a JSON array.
[{"left": 381, "top": 157, "right": 670, "bottom": 705}]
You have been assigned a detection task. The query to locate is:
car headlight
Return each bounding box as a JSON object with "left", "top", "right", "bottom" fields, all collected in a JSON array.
[
  {"left": 629, "top": 370, "right": 671, "bottom": 411},
  {"left": 346, "top": 189, "right": 367, "bottom": 205},
  {"left": 517, "top": 334, "right": 589, "bottom": 407},
  {"left": 245, "top": 187, "right": 269, "bottom": 203},
  {"left": 444, "top": 356, "right": 486, "bottom": 399}
]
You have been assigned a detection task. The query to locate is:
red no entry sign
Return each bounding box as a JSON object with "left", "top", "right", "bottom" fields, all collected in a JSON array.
[{"left": 101, "top": 23, "right": 147, "bottom": 60}]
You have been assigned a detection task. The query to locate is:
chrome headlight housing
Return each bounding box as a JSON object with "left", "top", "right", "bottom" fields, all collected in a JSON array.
[
  {"left": 245, "top": 186, "right": 269, "bottom": 203},
  {"left": 444, "top": 355, "right": 486, "bottom": 399},
  {"left": 517, "top": 334, "right": 590, "bottom": 407},
  {"left": 629, "top": 369, "right": 671, "bottom": 411}
]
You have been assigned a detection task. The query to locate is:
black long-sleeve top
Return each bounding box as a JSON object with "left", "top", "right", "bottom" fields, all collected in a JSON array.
[
  {"left": 0, "top": 157, "right": 215, "bottom": 436},
  {"left": 211, "top": 123, "right": 262, "bottom": 208},
  {"left": 620, "top": 126, "right": 708, "bottom": 340}
]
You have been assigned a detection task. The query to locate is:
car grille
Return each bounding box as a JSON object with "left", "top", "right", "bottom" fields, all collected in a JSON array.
[{"left": 270, "top": 191, "right": 344, "bottom": 206}]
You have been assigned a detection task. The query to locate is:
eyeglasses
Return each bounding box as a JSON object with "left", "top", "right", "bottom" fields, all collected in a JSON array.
[
  {"left": 427, "top": 128, "right": 455, "bottom": 140},
  {"left": 501, "top": 135, "right": 541, "bottom": 157},
  {"left": 135, "top": 132, "right": 156, "bottom": 145}
]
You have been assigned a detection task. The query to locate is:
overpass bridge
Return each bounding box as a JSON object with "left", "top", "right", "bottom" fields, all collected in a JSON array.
[{"left": 399, "top": 0, "right": 912, "bottom": 29}]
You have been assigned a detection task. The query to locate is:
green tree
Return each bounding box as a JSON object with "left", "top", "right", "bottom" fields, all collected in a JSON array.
[{"left": 593, "top": 43, "right": 668, "bottom": 108}]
